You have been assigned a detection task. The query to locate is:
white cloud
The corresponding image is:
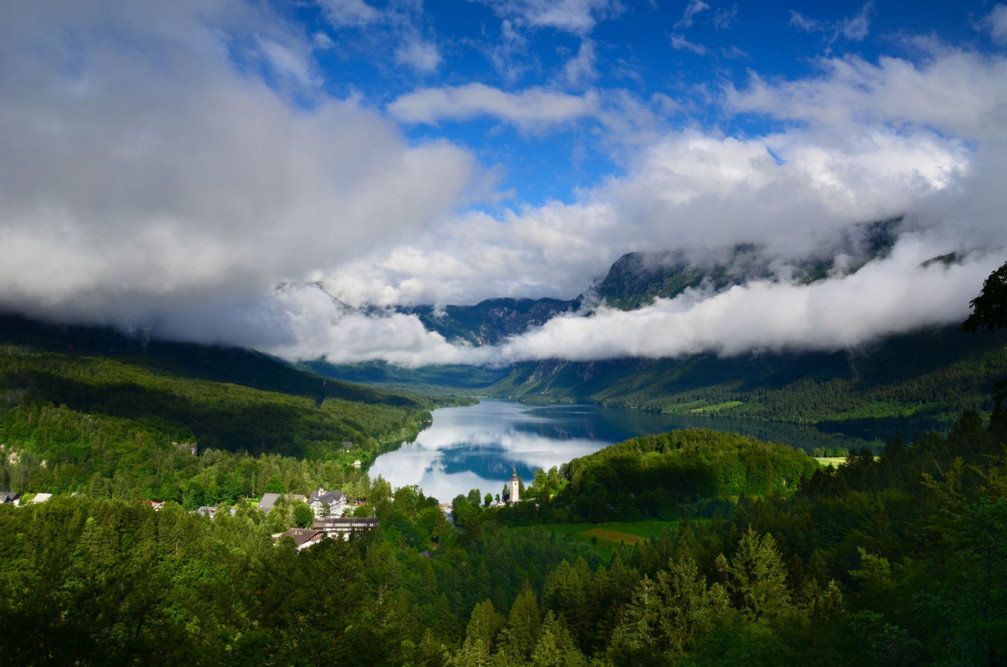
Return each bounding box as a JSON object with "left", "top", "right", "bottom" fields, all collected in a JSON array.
[
  {"left": 313, "top": 32, "right": 336, "bottom": 49},
  {"left": 714, "top": 5, "right": 738, "bottom": 30},
  {"left": 478, "top": 0, "right": 625, "bottom": 35},
  {"left": 840, "top": 2, "right": 873, "bottom": 41},
  {"left": 318, "top": 0, "right": 380, "bottom": 28},
  {"left": 257, "top": 36, "right": 317, "bottom": 88},
  {"left": 388, "top": 83, "right": 599, "bottom": 128},
  {"left": 562, "top": 39, "right": 597, "bottom": 87},
  {"left": 0, "top": 0, "right": 475, "bottom": 335},
  {"left": 728, "top": 51, "right": 1007, "bottom": 140},
  {"left": 791, "top": 2, "right": 873, "bottom": 49},
  {"left": 395, "top": 39, "right": 443, "bottom": 73},
  {"left": 985, "top": 4, "right": 1007, "bottom": 45},
  {"left": 671, "top": 34, "right": 708, "bottom": 56},
  {"left": 674, "top": 0, "right": 709, "bottom": 30},
  {"left": 320, "top": 200, "right": 620, "bottom": 308},
  {"left": 260, "top": 238, "right": 1003, "bottom": 367},
  {"left": 493, "top": 240, "right": 1001, "bottom": 362}
]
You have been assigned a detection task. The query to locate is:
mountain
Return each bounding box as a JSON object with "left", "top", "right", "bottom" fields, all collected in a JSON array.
[
  {"left": 490, "top": 325, "right": 1007, "bottom": 432},
  {"left": 398, "top": 296, "right": 581, "bottom": 345}
]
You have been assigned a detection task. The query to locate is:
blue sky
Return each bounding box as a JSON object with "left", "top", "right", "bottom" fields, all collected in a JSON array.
[{"left": 2, "top": 1, "right": 1007, "bottom": 365}]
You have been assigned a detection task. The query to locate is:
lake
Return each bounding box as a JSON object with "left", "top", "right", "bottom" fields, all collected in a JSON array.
[{"left": 367, "top": 399, "right": 897, "bottom": 503}]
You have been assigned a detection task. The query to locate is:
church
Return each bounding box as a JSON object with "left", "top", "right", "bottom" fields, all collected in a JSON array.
[{"left": 504, "top": 467, "right": 521, "bottom": 504}]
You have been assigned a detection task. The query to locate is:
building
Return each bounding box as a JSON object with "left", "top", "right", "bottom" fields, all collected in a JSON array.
[
  {"left": 307, "top": 488, "right": 346, "bottom": 518},
  {"left": 275, "top": 528, "right": 325, "bottom": 550},
  {"left": 508, "top": 468, "right": 521, "bottom": 504},
  {"left": 195, "top": 505, "right": 217, "bottom": 519},
  {"left": 257, "top": 493, "right": 307, "bottom": 513},
  {"left": 0, "top": 492, "right": 20, "bottom": 505},
  {"left": 313, "top": 517, "right": 378, "bottom": 540}
]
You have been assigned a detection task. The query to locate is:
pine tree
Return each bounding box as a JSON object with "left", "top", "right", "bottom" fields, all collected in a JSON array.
[
  {"left": 497, "top": 585, "right": 541, "bottom": 662},
  {"left": 529, "top": 611, "right": 588, "bottom": 667},
  {"left": 726, "top": 529, "right": 791, "bottom": 622}
]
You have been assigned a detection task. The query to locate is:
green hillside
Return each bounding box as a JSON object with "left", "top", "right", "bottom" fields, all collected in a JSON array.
[{"left": 0, "top": 313, "right": 460, "bottom": 502}]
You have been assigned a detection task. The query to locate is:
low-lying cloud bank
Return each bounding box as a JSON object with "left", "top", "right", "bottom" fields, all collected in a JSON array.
[{"left": 255, "top": 236, "right": 1002, "bottom": 367}]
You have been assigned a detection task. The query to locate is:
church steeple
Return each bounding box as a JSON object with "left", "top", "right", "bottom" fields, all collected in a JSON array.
[{"left": 508, "top": 467, "right": 521, "bottom": 504}]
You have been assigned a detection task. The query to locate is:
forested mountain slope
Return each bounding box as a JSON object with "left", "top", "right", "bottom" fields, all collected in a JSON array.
[
  {"left": 491, "top": 325, "right": 1007, "bottom": 429},
  {"left": 0, "top": 313, "right": 460, "bottom": 501}
]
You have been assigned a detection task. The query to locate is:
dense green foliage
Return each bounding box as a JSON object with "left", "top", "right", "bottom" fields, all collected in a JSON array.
[{"left": 498, "top": 429, "right": 818, "bottom": 524}]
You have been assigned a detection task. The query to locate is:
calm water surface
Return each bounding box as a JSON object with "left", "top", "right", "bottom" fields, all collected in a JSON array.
[{"left": 368, "top": 399, "right": 891, "bottom": 503}]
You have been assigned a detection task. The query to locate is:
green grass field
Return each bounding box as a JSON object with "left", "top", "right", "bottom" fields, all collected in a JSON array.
[{"left": 814, "top": 456, "right": 848, "bottom": 467}]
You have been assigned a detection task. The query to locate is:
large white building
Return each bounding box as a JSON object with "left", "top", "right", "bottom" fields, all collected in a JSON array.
[{"left": 307, "top": 488, "right": 346, "bottom": 518}]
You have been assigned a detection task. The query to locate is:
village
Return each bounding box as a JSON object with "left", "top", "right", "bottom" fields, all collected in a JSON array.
[{"left": 0, "top": 468, "right": 526, "bottom": 551}]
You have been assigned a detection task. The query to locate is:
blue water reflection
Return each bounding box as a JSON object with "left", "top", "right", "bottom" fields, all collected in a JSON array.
[{"left": 369, "top": 400, "right": 606, "bottom": 503}]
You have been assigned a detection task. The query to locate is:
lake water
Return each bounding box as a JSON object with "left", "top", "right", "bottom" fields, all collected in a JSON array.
[{"left": 367, "top": 399, "right": 896, "bottom": 503}]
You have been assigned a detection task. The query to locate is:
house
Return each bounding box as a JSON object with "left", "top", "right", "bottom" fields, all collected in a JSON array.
[
  {"left": 341, "top": 441, "right": 354, "bottom": 451},
  {"left": 313, "top": 517, "right": 378, "bottom": 540},
  {"left": 0, "top": 491, "right": 20, "bottom": 505},
  {"left": 275, "top": 528, "right": 325, "bottom": 550},
  {"left": 32, "top": 493, "right": 52, "bottom": 504},
  {"left": 257, "top": 493, "right": 307, "bottom": 513},
  {"left": 307, "top": 488, "right": 346, "bottom": 518}
]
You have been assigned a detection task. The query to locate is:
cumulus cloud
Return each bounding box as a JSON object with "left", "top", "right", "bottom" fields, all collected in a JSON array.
[
  {"left": 395, "top": 39, "right": 444, "bottom": 73},
  {"left": 388, "top": 83, "right": 599, "bottom": 128},
  {"left": 320, "top": 201, "right": 620, "bottom": 307},
  {"left": 318, "top": 0, "right": 380, "bottom": 28},
  {"left": 0, "top": 1, "right": 474, "bottom": 334}
]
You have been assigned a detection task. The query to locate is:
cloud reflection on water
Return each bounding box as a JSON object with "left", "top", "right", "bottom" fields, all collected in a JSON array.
[{"left": 368, "top": 400, "right": 608, "bottom": 503}]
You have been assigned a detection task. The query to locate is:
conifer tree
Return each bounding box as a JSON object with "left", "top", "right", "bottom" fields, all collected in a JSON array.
[
  {"left": 726, "top": 529, "right": 791, "bottom": 622},
  {"left": 497, "top": 585, "right": 542, "bottom": 662},
  {"left": 529, "top": 611, "right": 588, "bottom": 667}
]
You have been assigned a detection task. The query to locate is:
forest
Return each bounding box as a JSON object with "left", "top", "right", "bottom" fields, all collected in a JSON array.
[{"left": 1, "top": 404, "right": 1004, "bottom": 665}]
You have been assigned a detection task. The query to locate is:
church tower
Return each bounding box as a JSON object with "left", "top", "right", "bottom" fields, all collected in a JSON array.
[{"left": 508, "top": 467, "right": 521, "bottom": 504}]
